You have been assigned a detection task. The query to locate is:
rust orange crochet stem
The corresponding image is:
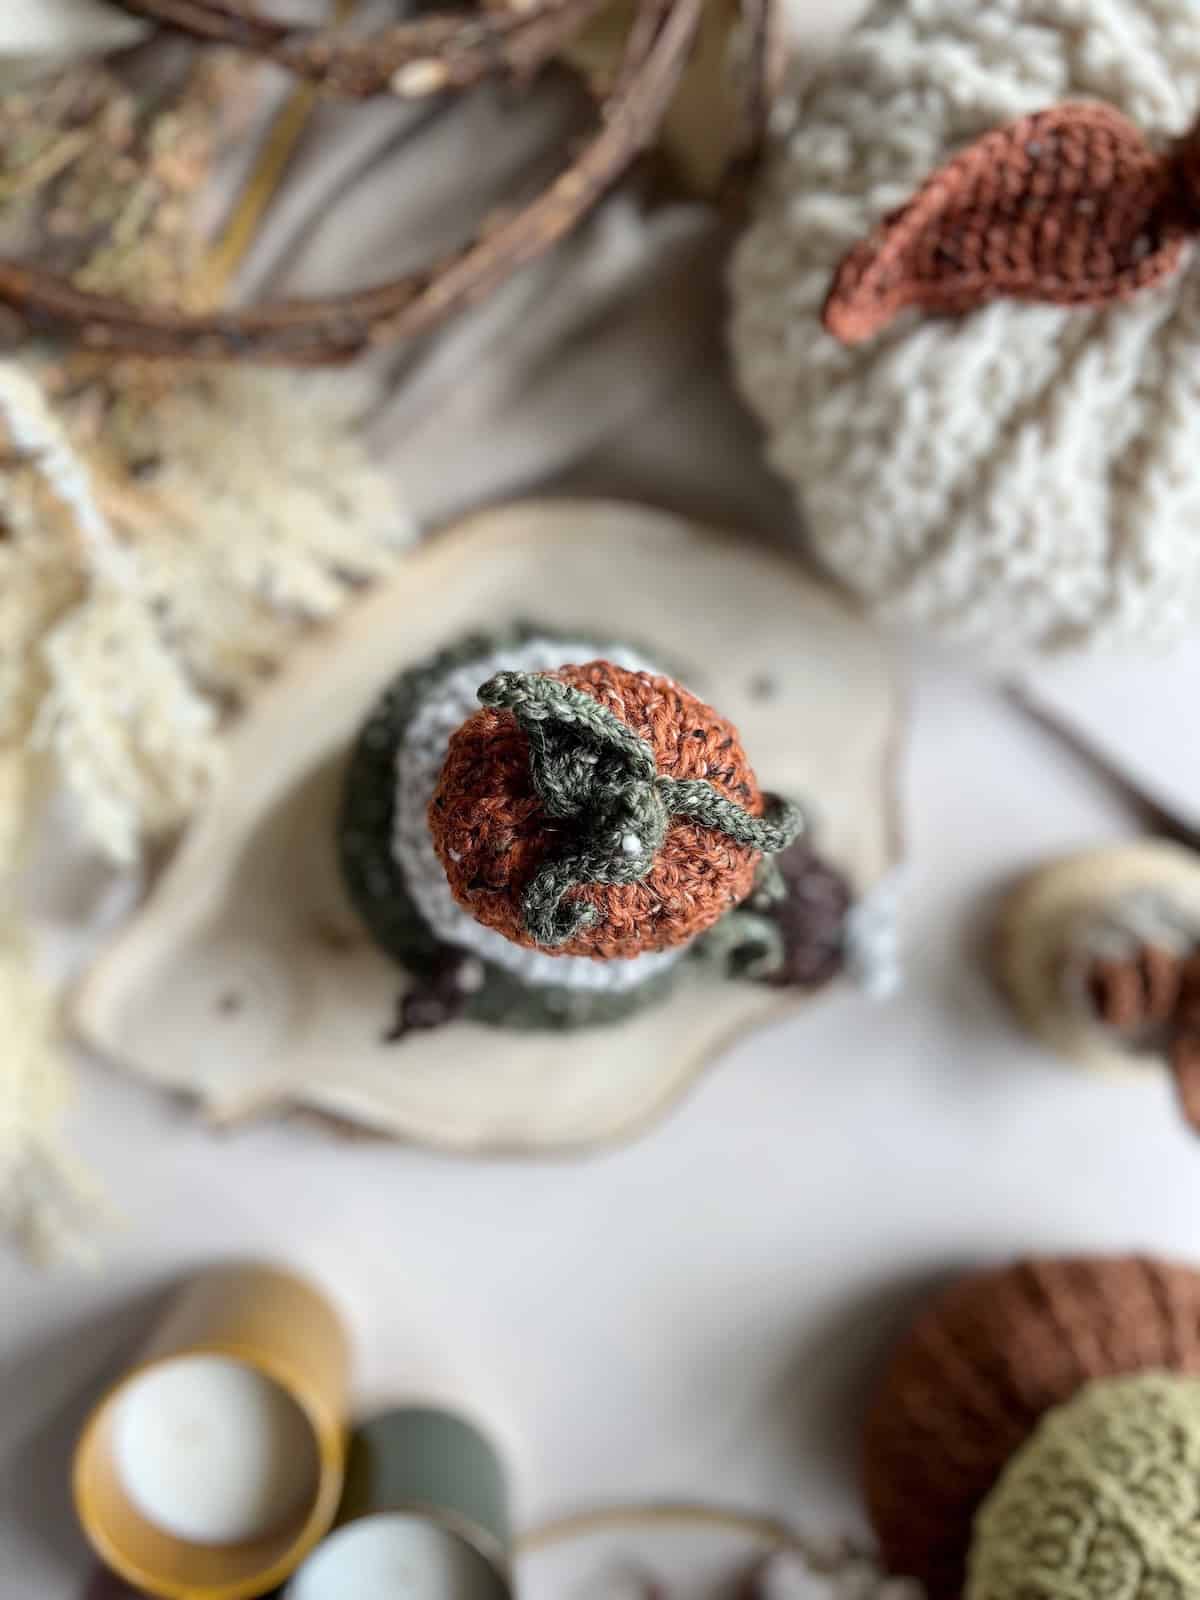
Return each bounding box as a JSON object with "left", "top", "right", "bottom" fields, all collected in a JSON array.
[
  {"left": 429, "top": 661, "right": 765, "bottom": 960},
  {"left": 824, "top": 101, "right": 1197, "bottom": 345}
]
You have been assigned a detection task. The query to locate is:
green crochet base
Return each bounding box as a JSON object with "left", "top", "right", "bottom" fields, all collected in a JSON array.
[{"left": 338, "top": 626, "right": 678, "bottom": 1032}]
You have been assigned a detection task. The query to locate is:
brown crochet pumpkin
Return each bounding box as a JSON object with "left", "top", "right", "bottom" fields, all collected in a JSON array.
[
  {"left": 428, "top": 660, "right": 764, "bottom": 960},
  {"left": 862, "top": 1255, "right": 1200, "bottom": 1600}
]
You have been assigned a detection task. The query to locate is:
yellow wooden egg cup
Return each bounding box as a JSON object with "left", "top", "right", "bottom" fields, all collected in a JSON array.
[{"left": 74, "top": 1263, "right": 350, "bottom": 1600}]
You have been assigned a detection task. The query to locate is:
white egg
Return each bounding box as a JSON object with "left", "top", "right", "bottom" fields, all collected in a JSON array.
[{"left": 113, "top": 1354, "right": 320, "bottom": 1546}]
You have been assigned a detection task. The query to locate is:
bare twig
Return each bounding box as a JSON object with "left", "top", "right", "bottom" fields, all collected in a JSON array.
[
  {"left": 110, "top": 0, "right": 288, "bottom": 50},
  {"left": 112, "top": 0, "right": 611, "bottom": 98},
  {"left": 0, "top": 0, "right": 704, "bottom": 364},
  {"left": 608, "top": 0, "right": 666, "bottom": 102},
  {"left": 719, "top": 0, "right": 779, "bottom": 206},
  {"left": 731, "top": 0, "right": 773, "bottom": 162},
  {"left": 1005, "top": 686, "right": 1200, "bottom": 854}
]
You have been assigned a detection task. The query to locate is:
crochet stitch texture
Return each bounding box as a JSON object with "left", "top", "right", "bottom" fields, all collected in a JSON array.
[
  {"left": 390, "top": 636, "right": 682, "bottom": 993},
  {"left": 430, "top": 660, "right": 780, "bottom": 959},
  {"left": 341, "top": 631, "right": 683, "bottom": 1031},
  {"left": 729, "top": 0, "right": 1200, "bottom": 655},
  {"left": 969, "top": 1373, "right": 1200, "bottom": 1600},
  {"left": 862, "top": 1256, "right": 1200, "bottom": 1600},
  {"left": 823, "top": 103, "right": 1200, "bottom": 343}
]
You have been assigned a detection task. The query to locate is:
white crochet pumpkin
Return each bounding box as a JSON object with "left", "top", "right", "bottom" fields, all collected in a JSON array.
[{"left": 729, "top": 0, "right": 1200, "bottom": 656}]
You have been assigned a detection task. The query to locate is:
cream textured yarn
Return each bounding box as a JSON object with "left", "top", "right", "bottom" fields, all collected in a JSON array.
[
  {"left": 729, "top": 0, "right": 1200, "bottom": 657},
  {"left": 0, "top": 359, "right": 404, "bottom": 1259}
]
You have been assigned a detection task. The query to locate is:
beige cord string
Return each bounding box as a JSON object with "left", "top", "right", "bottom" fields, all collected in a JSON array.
[{"left": 518, "top": 1500, "right": 873, "bottom": 1570}]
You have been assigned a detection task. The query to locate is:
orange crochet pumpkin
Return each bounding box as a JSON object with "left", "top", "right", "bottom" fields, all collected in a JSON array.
[{"left": 428, "top": 660, "right": 764, "bottom": 960}]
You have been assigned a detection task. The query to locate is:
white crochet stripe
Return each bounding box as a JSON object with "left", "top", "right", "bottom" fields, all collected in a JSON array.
[
  {"left": 843, "top": 871, "right": 903, "bottom": 1002},
  {"left": 391, "top": 637, "right": 687, "bottom": 994},
  {"left": 729, "top": 0, "right": 1200, "bottom": 657}
]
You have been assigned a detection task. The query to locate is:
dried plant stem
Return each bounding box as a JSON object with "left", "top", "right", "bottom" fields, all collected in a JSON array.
[
  {"left": 0, "top": 363, "right": 131, "bottom": 584},
  {"left": 0, "top": 129, "right": 94, "bottom": 205},
  {"left": 721, "top": 0, "right": 776, "bottom": 200},
  {"left": 0, "top": 0, "right": 702, "bottom": 364},
  {"left": 112, "top": 0, "right": 610, "bottom": 98},
  {"left": 192, "top": 0, "right": 358, "bottom": 307},
  {"left": 608, "top": 0, "right": 665, "bottom": 101}
]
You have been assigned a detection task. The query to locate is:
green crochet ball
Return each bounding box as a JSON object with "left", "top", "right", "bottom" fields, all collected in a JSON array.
[{"left": 968, "top": 1373, "right": 1200, "bottom": 1600}]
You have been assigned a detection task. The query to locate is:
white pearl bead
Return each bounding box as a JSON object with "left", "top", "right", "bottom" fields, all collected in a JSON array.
[
  {"left": 457, "top": 958, "right": 485, "bottom": 994},
  {"left": 620, "top": 833, "right": 643, "bottom": 856}
]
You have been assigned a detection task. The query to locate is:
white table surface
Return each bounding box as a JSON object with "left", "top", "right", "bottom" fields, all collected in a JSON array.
[
  {"left": 6, "top": 643, "right": 1200, "bottom": 1599},
  {"left": 11, "top": 2, "right": 1194, "bottom": 1596}
]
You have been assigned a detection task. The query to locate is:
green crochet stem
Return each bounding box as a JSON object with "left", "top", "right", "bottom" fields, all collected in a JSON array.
[{"left": 478, "top": 670, "right": 806, "bottom": 948}]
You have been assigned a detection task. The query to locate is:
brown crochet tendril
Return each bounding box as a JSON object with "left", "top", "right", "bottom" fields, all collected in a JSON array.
[
  {"left": 824, "top": 101, "right": 1200, "bottom": 345},
  {"left": 1084, "top": 941, "right": 1200, "bottom": 1134},
  {"left": 0, "top": 0, "right": 776, "bottom": 365}
]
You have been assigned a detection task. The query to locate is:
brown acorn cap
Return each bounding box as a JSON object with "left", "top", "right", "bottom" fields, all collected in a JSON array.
[{"left": 862, "top": 1255, "right": 1200, "bottom": 1600}]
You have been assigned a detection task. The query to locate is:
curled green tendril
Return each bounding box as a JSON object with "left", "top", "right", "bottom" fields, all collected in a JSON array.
[{"left": 477, "top": 670, "right": 806, "bottom": 948}]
